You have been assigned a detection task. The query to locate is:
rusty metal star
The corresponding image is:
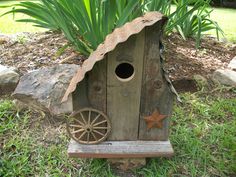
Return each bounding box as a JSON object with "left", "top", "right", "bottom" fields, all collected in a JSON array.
[{"left": 144, "top": 109, "right": 168, "bottom": 129}]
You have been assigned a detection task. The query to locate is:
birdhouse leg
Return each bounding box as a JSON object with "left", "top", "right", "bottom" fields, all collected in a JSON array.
[{"left": 107, "top": 158, "right": 146, "bottom": 171}]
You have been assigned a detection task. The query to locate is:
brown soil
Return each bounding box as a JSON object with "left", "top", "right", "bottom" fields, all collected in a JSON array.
[
  {"left": 0, "top": 31, "right": 85, "bottom": 74},
  {"left": 163, "top": 33, "right": 236, "bottom": 81},
  {"left": 0, "top": 31, "right": 235, "bottom": 84}
]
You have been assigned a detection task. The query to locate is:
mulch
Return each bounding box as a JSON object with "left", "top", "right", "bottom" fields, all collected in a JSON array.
[
  {"left": 0, "top": 31, "right": 236, "bottom": 91},
  {"left": 163, "top": 33, "right": 236, "bottom": 81}
]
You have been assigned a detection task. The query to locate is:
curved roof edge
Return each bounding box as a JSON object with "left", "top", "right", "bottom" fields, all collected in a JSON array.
[{"left": 62, "top": 11, "right": 168, "bottom": 103}]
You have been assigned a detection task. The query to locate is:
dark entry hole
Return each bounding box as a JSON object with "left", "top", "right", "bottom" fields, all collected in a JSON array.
[{"left": 115, "top": 63, "right": 134, "bottom": 81}]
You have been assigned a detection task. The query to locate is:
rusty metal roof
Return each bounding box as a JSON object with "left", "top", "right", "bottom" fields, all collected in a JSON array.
[{"left": 62, "top": 12, "right": 167, "bottom": 102}]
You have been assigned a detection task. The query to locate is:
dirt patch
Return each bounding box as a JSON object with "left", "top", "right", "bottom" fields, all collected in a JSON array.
[
  {"left": 0, "top": 32, "right": 235, "bottom": 84},
  {"left": 0, "top": 32, "right": 85, "bottom": 75},
  {"left": 163, "top": 33, "right": 236, "bottom": 81}
]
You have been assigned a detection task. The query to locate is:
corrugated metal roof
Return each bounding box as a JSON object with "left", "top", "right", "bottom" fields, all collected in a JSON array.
[{"left": 62, "top": 11, "right": 167, "bottom": 102}]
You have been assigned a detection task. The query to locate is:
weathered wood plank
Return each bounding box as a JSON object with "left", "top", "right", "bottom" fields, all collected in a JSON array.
[
  {"left": 68, "top": 140, "right": 174, "bottom": 158},
  {"left": 86, "top": 59, "right": 108, "bottom": 137},
  {"left": 73, "top": 63, "right": 107, "bottom": 112},
  {"left": 139, "top": 22, "right": 174, "bottom": 140},
  {"left": 87, "top": 58, "right": 107, "bottom": 113},
  {"left": 72, "top": 76, "right": 90, "bottom": 111},
  {"left": 107, "top": 31, "right": 145, "bottom": 140}
]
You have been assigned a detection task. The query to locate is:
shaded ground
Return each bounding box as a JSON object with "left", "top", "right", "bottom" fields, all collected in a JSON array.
[
  {"left": 0, "top": 32, "right": 84, "bottom": 74},
  {"left": 163, "top": 33, "right": 236, "bottom": 81},
  {"left": 1, "top": 32, "right": 235, "bottom": 83}
]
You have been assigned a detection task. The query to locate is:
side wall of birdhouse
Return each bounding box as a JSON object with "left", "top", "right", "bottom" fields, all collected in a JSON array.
[
  {"left": 138, "top": 21, "right": 174, "bottom": 141},
  {"left": 72, "top": 58, "right": 107, "bottom": 114}
]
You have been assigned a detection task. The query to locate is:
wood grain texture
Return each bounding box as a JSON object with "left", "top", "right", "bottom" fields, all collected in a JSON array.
[
  {"left": 72, "top": 59, "right": 107, "bottom": 114},
  {"left": 107, "top": 31, "right": 145, "bottom": 140},
  {"left": 87, "top": 58, "right": 107, "bottom": 113},
  {"left": 72, "top": 77, "right": 90, "bottom": 111},
  {"left": 138, "top": 22, "right": 174, "bottom": 141},
  {"left": 68, "top": 139, "right": 174, "bottom": 158}
]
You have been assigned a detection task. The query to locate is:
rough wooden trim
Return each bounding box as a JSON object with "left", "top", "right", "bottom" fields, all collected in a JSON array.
[{"left": 68, "top": 140, "right": 174, "bottom": 158}]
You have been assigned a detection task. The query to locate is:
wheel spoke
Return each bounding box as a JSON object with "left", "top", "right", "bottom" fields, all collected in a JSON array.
[
  {"left": 91, "top": 132, "right": 98, "bottom": 141},
  {"left": 69, "top": 124, "right": 83, "bottom": 129},
  {"left": 80, "top": 112, "right": 87, "bottom": 124},
  {"left": 88, "top": 110, "right": 91, "bottom": 124},
  {"left": 78, "top": 131, "right": 86, "bottom": 140},
  {"left": 91, "top": 114, "right": 101, "bottom": 125},
  {"left": 93, "top": 130, "right": 105, "bottom": 136},
  {"left": 93, "top": 127, "right": 109, "bottom": 130},
  {"left": 87, "top": 132, "right": 90, "bottom": 143},
  {"left": 71, "top": 129, "right": 84, "bottom": 134},
  {"left": 93, "top": 120, "right": 107, "bottom": 127},
  {"left": 74, "top": 119, "right": 85, "bottom": 126}
]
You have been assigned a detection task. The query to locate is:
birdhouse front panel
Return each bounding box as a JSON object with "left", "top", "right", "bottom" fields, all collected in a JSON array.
[{"left": 107, "top": 31, "right": 145, "bottom": 140}]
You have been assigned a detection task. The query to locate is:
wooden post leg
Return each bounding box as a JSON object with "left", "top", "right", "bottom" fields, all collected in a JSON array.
[{"left": 107, "top": 158, "right": 146, "bottom": 171}]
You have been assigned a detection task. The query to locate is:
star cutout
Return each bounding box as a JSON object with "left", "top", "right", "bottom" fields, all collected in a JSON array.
[{"left": 144, "top": 109, "right": 168, "bottom": 129}]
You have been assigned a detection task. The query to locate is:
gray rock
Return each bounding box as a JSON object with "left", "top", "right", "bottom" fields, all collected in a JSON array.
[
  {"left": 0, "top": 64, "right": 20, "bottom": 95},
  {"left": 228, "top": 56, "right": 236, "bottom": 71},
  {"left": 12, "top": 64, "right": 80, "bottom": 116},
  {"left": 212, "top": 69, "right": 236, "bottom": 87}
]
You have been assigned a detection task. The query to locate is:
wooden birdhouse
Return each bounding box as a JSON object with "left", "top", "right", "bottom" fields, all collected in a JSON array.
[{"left": 62, "top": 12, "right": 178, "bottom": 159}]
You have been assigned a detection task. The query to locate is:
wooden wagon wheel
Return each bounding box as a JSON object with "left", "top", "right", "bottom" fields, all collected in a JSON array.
[{"left": 67, "top": 108, "right": 111, "bottom": 145}]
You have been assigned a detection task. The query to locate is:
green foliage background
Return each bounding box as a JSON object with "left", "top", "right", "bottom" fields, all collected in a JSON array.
[{"left": 1, "top": 0, "right": 223, "bottom": 55}]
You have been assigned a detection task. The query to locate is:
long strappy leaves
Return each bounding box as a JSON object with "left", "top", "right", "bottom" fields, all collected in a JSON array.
[{"left": 0, "top": 0, "right": 223, "bottom": 54}]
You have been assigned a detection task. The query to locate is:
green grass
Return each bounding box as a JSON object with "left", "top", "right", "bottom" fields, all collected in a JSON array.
[
  {"left": 169, "top": 5, "right": 236, "bottom": 43},
  {"left": 0, "top": 1, "right": 45, "bottom": 33},
  {"left": 210, "top": 7, "right": 236, "bottom": 43},
  {"left": 1, "top": 88, "right": 236, "bottom": 176}
]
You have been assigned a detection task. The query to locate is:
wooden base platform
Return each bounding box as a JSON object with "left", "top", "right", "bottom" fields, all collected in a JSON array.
[{"left": 68, "top": 140, "right": 174, "bottom": 158}]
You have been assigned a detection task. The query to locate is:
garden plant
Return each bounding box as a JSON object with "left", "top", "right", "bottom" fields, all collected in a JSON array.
[{"left": 1, "top": 0, "right": 223, "bottom": 55}]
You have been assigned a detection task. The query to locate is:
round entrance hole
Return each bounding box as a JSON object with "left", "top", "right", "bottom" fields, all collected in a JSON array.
[{"left": 115, "top": 63, "right": 135, "bottom": 82}]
